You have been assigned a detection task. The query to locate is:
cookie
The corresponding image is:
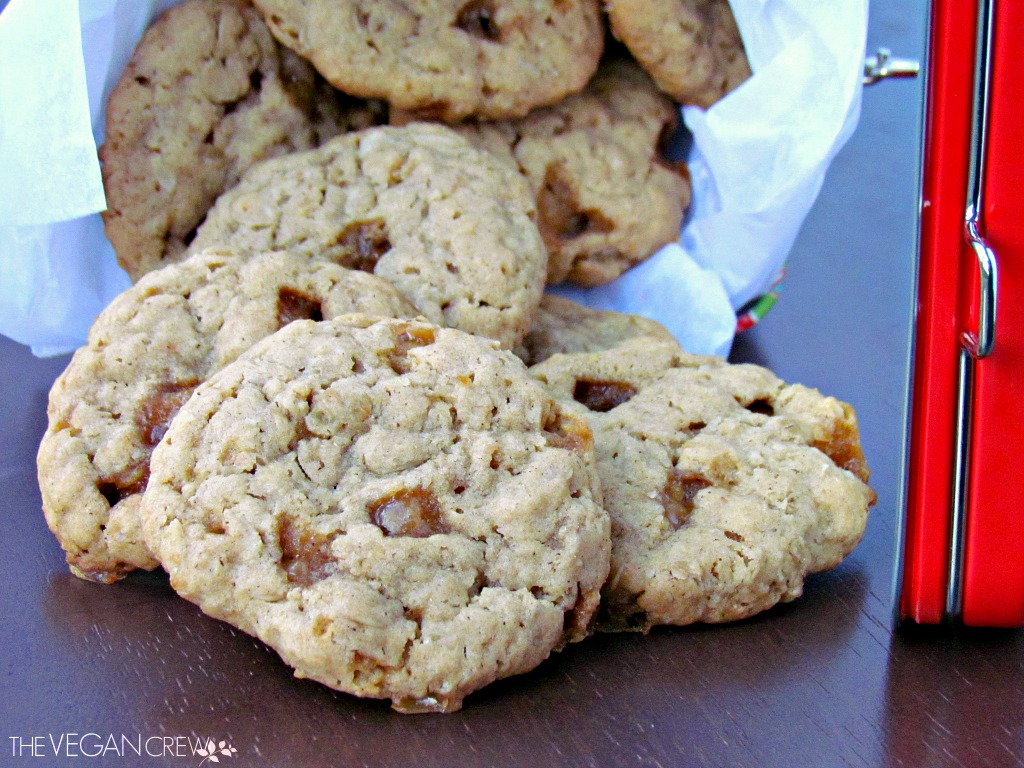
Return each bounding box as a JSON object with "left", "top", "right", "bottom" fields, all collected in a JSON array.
[
  {"left": 101, "top": 0, "right": 384, "bottom": 282},
  {"left": 530, "top": 339, "right": 875, "bottom": 629},
  {"left": 516, "top": 294, "right": 676, "bottom": 366},
  {"left": 37, "top": 248, "right": 417, "bottom": 583},
  {"left": 188, "top": 124, "right": 548, "bottom": 349},
  {"left": 251, "top": 0, "right": 604, "bottom": 122},
  {"left": 607, "top": 0, "right": 752, "bottom": 109},
  {"left": 398, "top": 60, "right": 691, "bottom": 285},
  {"left": 140, "top": 316, "right": 609, "bottom": 712}
]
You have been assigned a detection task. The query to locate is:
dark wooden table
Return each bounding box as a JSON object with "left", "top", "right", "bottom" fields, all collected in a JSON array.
[{"left": 3, "top": 3, "right": 1023, "bottom": 766}]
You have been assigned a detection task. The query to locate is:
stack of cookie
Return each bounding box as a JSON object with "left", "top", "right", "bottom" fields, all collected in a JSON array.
[
  {"left": 37, "top": 0, "right": 874, "bottom": 713},
  {"left": 99, "top": 0, "right": 750, "bottom": 291}
]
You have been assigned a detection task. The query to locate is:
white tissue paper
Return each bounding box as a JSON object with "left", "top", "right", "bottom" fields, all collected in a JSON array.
[{"left": 0, "top": 0, "right": 867, "bottom": 358}]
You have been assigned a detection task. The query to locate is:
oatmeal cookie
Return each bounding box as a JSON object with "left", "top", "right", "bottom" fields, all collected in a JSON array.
[
  {"left": 37, "top": 248, "right": 415, "bottom": 583},
  {"left": 606, "top": 0, "right": 752, "bottom": 109},
  {"left": 188, "top": 124, "right": 548, "bottom": 349},
  {"left": 516, "top": 294, "right": 676, "bottom": 366},
  {"left": 400, "top": 60, "right": 691, "bottom": 285},
  {"left": 141, "top": 316, "right": 609, "bottom": 712},
  {"left": 101, "top": 0, "right": 383, "bottom": 282},
  {"left": 530, "top": 339, "right": 875, "bottom": 629},
  {"left": 252, "top": 0, "right": 604, "bottom": 122}
]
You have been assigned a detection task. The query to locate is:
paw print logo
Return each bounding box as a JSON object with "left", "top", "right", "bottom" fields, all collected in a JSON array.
[{"left": 196, "top": 738, "right": 237, "bottom": 765}]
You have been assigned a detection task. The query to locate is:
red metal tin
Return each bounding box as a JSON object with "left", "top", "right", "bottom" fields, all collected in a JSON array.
[{"left": 900, "top": 0, "right": 1024, "bottom": 627}]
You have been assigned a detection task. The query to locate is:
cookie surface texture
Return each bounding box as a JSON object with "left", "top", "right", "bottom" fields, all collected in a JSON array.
[
  {"left": 141, "top": 316, "right": 609, "bottom": 713},
  {"left": 442, "top": 60, "right": 691, "bottom": 285},
  {"left": 516, "top": 294, "right": 677, "bottom": 366},
  {"left": 607, "top": 0, "right": 752, "bottom": 109},
  {"left": 101, "top": 0, "right": 383, "bottom": 282},
  {"left": 530, "top": 340, "right": 875, "bottom": 629},
  {"left": 37, "top": 249, "right": 416, "bottom": 583},
  {"left": 252, "top": 0, "right": 604, "bottom": 122},
  {"left": 189, "top": 124, "right": 547, "bottom": 349}
]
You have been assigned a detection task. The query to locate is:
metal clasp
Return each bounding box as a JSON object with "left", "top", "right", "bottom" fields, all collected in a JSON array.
[
  {"left": 863, "top": 48, "right": 921, "bottom": 85},
  {"left": 963, "top": 216, "right": 998, "bottom": 359}
]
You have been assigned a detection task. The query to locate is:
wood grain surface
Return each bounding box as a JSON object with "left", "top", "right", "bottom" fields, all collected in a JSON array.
[{"left": 3, "top": 2, "right": 1023, "bottom": 767}]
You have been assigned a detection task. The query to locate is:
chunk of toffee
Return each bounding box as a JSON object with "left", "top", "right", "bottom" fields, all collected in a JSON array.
[
  {"left": 277, "top": 287, "right": 324, "bottom": 327},
  {"left": 137, "top": 380, "right": 198, "bottom": 447},
  {"left": 396, "top": 326, "right": 436, "bottom": 349},
  {"left": 370, "top": 488, "right": 449, "bottom": 538},
  {"left": 543, "top": 409, "right": 594, "bottom": 453},
  {"left": 814, "top": 407, "right": 871, "bottom": 484},
  {"left": 278, "top": 516, "right": 334, "bottom": 586},
  {"left": 573, "top": 378, "right": 637, "bottom": 412},
  {"left": 660, "top": 470, "right": 712, "bottom": 529},
  {"left": 387, "top": 325, "right": 437, "bottom": 374},
  {"left": 455, "top": 0, "right": 501, "bottom": 41},
  {"left": 335, "top": 219, "right": 391, "bottom": 272},
  {"left": 536, "top": 165, "right": 614, "bottom": 250}
]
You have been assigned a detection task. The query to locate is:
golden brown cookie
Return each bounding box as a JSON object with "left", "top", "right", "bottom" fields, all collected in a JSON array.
[
  {"left": 252, "top": 0, "right": 605, "bottom": 121},
  {"left": 100, "top": 0, "right": 383, "bottom": 282},
  {"left": 141, "top": 316, "right": 610, "bottom": 712},
  {"left": 606, "top": 0, "right": 752, "bottom": 109},
  {"left": 188, "top": 124, "right": 548, "bottom": 349},
  {"left": 400, "top": 60, "right": 691, "bottom": 285},
  {"left": 530, "top": 339, "right": 875, "bottom": 629},
  {"left": 37, "top": 249, "right": 416, "bottom": 583},
  {"left": 516, "top": 294, "right": 677, "bottom": 366}
]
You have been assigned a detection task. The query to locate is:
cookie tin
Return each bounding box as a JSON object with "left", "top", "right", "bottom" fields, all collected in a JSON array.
[{"left": 896, "top": 0, "right": 1024, "bottom": 627}]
